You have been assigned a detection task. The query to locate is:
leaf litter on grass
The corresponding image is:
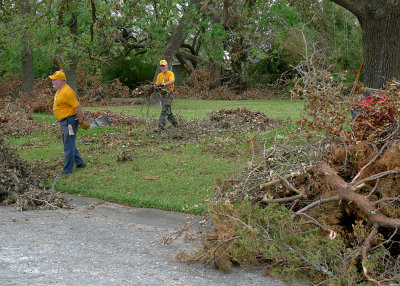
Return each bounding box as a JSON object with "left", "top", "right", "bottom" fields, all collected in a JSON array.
[{"left": 147, "top": 107, "right": 283, "bottom": 142}]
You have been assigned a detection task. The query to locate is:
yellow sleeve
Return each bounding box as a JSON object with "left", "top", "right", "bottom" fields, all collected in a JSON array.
[
  {"left": 63, "top": 87, "right": 79, "bottom": 108},
  {"left": 167, "top": 71, "right": 175, "bottom": 82}
]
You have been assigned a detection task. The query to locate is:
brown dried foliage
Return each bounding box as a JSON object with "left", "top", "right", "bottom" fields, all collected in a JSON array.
[
  {"left": 0, "top": 110, "right": 56, "bottom": 137},
  {"left": 83, "top": 110, "right": 146, "bottom": 127},
  {"left": 0, "top": 72, "right": 132, "bottom": 113},
  {"left": 174, "top": 68, "right": 285, "bottom": 100},
  {"left": 0, "top": 138, "right": 69, "bottom": 210},
  {"left": 181, "top": 74, "right": 400, "bottom": 284},
  {"left": 76, "top": 70, "right": 131, "bottom": 105}
]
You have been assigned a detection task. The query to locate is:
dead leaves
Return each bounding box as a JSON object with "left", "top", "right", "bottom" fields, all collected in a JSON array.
[{"left": 144, "top": 176, "right": 159, "bottom": 180}]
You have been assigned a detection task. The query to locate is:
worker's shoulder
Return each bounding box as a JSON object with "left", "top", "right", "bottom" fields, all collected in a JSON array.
[{"left": 60, "top": 84, "right": 76, "bottom": 96}]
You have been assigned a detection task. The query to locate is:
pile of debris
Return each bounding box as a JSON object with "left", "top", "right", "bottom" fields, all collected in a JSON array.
[
  {"left": 0, "top": 138, "right": 69, "bottom": 210},
  {"left": 150, "top": 107, "right": 281, "bottom": 142},
  {"left": 0, "top": 111, "right": 56, "bottom": 137},
  {"left": 78, "top": 76, "right": 131, "bottom": 105},
  {"left": 84, "top": 110, "right": 146, "bottom": 127},
  {"left": 209, "top": 107, "right": 281, "bottom": 132},
  {"left": 170, "top": 75, "right": 400, "bottom": 284}
]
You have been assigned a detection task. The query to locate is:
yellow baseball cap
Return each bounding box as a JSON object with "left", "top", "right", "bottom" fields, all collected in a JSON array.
[
  {"left": 159, "top": 60, "right": 168, "bottom": 66},
  {"left": 49, "top": 69, "right": 66, "bottom": 81}
]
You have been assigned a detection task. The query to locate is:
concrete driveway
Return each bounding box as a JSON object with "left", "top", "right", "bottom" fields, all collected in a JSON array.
[{"left": 0, "top": 194, "right": 287, "bottom": 286}]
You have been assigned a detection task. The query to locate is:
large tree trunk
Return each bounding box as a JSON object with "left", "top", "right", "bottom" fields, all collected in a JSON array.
[
  {"left": 330, "top": 0, "right": 400, "bottom": 89},
  {"left": 19, "top": 0, "right": 34, "bottom": 94},
  {"left": 359, "top": 9, "right": 400, "bottom": 89}
]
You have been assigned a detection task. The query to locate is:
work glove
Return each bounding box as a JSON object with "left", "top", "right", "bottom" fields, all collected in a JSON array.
[
  {"left": 79, "top": 121, "right": 90, "bottom": 130},
  {"left": 156, "top": 84, "right": 165, "bottom": 88}
]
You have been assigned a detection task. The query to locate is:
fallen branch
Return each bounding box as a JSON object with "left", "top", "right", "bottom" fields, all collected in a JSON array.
[
  {"left": 350, "top": 124, "right": 399, "bottom": 185},
  {"left": 263, "top": 193, "right": 304, "bottom": 203},
  {"left": 353, "top": 169, "right": 400, "bottom": 188},
  {"left": 362, "top": 226, "right": 381, "bottom": 286},
  {"left": 316, "top": 162, "right": 400, "bottom": 229},
  {"left": 294, "top": 212, "right": 333, "bottom": 233},
  {"left": 296, "top": 196, "right": 340, "bottom": 214},
  {"left": 259, "top": 174, "right": 291, "bottom": 190}
]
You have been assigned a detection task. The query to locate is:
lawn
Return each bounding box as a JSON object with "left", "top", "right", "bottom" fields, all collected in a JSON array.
[
  {"left": 86, "top": 98, "right": 304, "bottom": 120},
  {"left": 10, "top": 98, "right": 304, "bottom": 214}
]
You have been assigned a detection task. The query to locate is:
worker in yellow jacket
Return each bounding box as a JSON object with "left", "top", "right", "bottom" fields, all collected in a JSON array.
[
  {"left": 155, "top": 60, "right": 179, "bottom": 132},
  {"left": 49, "top": 69, "right": 86, "bottom": 175}
]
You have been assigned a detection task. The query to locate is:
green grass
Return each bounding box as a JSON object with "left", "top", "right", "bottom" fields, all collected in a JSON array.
[
  {"left": 11, "top": 99, "right": 304, "bottom": 214},
  {"left": 85, "top": 98, "right": 304, "bottom": 121},
  {"left": 55, "top": 142, "right": 239, "bottom": 213}
]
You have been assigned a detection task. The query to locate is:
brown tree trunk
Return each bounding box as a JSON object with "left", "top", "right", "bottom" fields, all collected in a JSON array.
[
  {"left": 153, "top": 0, "right": 202, "bottom": 81},
  {"left": 153, "top": 17, "right": 187, "bottom": 82},
  {"left": 65, "top": 12, "right": 78, "bottom": 94},
  {"left": 19, "top": 0, "right": 34, "bottom": 94},
  {"left": 330, "top": 0, "right": 400, "bottom": 89},
  {"left": 359, "top": 9, "right": 400, "bottom": 89}
]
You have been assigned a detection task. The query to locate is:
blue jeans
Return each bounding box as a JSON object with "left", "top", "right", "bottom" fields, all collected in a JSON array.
[{"left": 60, "top": 115, "right": 85, "bottom": 173}]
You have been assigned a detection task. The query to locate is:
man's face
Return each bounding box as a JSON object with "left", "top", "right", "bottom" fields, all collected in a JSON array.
[
  {"left": 51, "top": 79, "right": 63, "bottom": 90},
  {"left": 160, "top": 64, "right": 168, "bottom": 73}
]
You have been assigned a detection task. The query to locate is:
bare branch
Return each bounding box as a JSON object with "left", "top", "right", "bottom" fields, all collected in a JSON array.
[
  {"left": 296, "top": 196, "right": 340, "bottom": 214},
  {"left": 361, "top": 226, "right": 381, "bottom": 286},
  {"left": 263, "top": 194, "right": 303, "bottom": 204},
  {"left": 352, "top": 169, "right": 400, "bottom": 188},
  {"left": 317, "top": 162, "right": 400, "bottom": 229},
  {"left": 294, "top": 212, "right": 333, "bottom": 233},
  {"left": 351, "top": 124, "right": 399, "bottom": 185}
]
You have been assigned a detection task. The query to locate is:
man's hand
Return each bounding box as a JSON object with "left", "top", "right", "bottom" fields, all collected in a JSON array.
[
  {"left": 156, "top": 83, "right": 165, "bottom": 88},
  {"left": 80, "top": 121, "right": 90, "bottom": 130}
]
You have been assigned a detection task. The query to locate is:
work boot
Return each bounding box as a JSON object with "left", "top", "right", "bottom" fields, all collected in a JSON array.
[{"left": 76, "top": 163, "right": 86, "bottom": 168}]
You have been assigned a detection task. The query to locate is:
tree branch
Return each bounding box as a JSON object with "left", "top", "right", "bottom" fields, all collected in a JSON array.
[
  {"left": 296, "top": 196, "right": 340, "bottom": 214},
  {"left": 316, "top": 162, "right": 400, "bottom": 229},
  {"left": 361, "top": 226, "right": 382, "bottom": 286},
  {"left": 353, "top": 169, "right": 400, "bottom": 188},
  {"left": 350, "top": 122, "right": 399, "bottom": 185},
  {"left": 329, "top": 0, "right": 364, "bottom": 18}
]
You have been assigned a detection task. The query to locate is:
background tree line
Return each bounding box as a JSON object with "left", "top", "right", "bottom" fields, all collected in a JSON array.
[{"left": 0, "top": 0, "right": 364, "bottom": 94}]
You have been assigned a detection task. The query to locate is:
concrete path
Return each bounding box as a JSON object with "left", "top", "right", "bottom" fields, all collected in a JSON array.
[{"left": 0, "top": 194, "right": 287, "bottom": 286}]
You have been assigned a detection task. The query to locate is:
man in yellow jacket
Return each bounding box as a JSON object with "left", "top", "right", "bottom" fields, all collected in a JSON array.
[
  {"left": 49, "top": 70, "right": 86, "bottom": 175},
  {"left": 155, "top": 60, "right": 179, "bottom": 132}
]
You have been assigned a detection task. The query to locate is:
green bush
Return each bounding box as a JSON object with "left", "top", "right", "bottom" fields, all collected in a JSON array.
[
  {"left": 244, "top": 48, "right": 296, "bottom": 87},
  {"left": 102, "top": 55, "right": 155, "bottom": 88}
]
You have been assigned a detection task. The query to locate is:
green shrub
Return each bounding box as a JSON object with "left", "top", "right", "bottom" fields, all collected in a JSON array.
[{"left": 189, "top": 200, "right": 370, "bottom": 285}]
